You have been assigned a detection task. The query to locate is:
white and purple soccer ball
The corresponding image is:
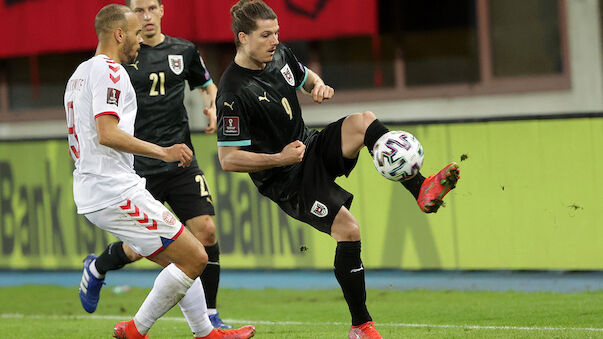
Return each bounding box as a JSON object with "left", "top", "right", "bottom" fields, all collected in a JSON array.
[{"left": 372, "top": 131, "right": 424, "bottom": 181}]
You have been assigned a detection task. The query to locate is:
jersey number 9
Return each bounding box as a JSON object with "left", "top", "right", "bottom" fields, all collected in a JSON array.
[{"left": 281, "top": 98, "right": 293, "bottom": 120}]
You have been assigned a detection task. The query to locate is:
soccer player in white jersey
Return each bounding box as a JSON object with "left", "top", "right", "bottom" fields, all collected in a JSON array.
[{"left": 65, "top": 4, "right": 255, "bottom": 339}]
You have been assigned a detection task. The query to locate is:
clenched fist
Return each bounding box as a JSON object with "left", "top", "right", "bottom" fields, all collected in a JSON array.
[
  {"left": 163, "top": 144, "right": 193, "bottom": 167},
  {"left": 278, "top": 140, "right": 306, "bottom": 166}
]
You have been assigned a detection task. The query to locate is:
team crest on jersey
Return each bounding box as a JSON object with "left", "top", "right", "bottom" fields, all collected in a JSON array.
[
  {"left": 280, "top": 64, "right": 295, "bottom": 86},
  {"left": 106, "top": 88, "right": 121, "bottom": 106},
  {"left": 168, "top": 55, "right": 184, "bottom": 75},
  {"left": 311, "top": 200, "right": 328, "bottom": 218}
]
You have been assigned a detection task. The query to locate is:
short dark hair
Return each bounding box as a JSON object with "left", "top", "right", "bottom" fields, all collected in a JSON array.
[
  {"left": 230, "top": 0, "right": 277, "bottom": 47},
  {"left": 94, "top": 4, "right": 131, "bottom": 37},
  {"left": 125, "top": 0, "right": 162, "bottom": 8}
]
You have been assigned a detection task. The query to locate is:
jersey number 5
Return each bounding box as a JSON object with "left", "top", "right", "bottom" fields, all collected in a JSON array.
[
  {"left": 66, "top": 101, "right": 80, "bottom": 160},
  {"left": 149, "top": 72, "right": 166, "bottom": 96}
]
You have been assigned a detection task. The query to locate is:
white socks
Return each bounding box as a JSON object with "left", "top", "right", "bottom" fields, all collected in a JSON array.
[
  {"left": 179, "top": 277, "right": 214, "bottom": 337},
  {"left": 133, "top": 264, "right": 193, "bottom": 334},
  {"left": 89, "top": 259, "right": 105, "bottom": 279}
]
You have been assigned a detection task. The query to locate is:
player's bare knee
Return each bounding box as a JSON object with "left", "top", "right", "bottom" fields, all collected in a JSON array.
[
  {"left": 331, "top": 221, "right": 361, "bottom": 241},
  {"left": 344, "top": 224, "right": 361, "bottom": 241},
  {"left": 201, "top": 217, "right": 217, "bottom": 244},
  {"left": 334, "top": 224, "right": 361, "bottom": 242},
  {"left": 331, "top": 207, "right": 361, "bottom": 241},
  {"left": 346, "top": 111, "right": 376, "bottom": 135},
  {"left": 202, "top": 228, "right": 216, "bottom": 246},
  {"left": 356, "top": 111, "right": 376, "bottom": 128},
  {"left": 123, "top": 242, "right": 142, "bottom": 262},
  {"left": 187, "top": 245, "right": 208, "bottom": 277},
  {"left": 361, "top": 111, "right": 376, "bottom": 123},
  {"left": 188, "top": 215, "right": 217, "bottom": 245}
]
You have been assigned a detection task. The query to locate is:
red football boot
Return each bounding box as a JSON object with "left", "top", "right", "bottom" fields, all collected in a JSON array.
[
  {"left": 113, "top": 320, "right": 149, "bottom": 339},
  {"left": 417, "top": 162, "right": 460, "bottom": 213},
  {"left": 195, "top": 325, "right": 256, "bottom": 339},
  {"left": 348, "top": 321, "right": 383, "bottom": 339}
]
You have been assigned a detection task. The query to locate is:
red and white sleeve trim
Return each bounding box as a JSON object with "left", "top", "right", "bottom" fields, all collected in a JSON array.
[{"left": 94, "top": 111, "right": 120, "bottom": 122}]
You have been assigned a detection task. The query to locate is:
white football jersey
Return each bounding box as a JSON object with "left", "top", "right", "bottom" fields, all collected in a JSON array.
[{"left": 65, "top": 54, "right": 145, "bottom": 214}]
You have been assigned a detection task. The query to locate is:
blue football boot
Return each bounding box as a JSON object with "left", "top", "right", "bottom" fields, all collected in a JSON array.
[
  {"left": 79, "top": 254, "right": 105, "bottom": 313},
  {"left": 209, "top": 312, "right": 233, "bottom": 329}
]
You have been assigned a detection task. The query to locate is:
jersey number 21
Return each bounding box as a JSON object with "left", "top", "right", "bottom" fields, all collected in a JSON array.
[{"left": 149, "top": 72, "right": 165, "bottom": 96}]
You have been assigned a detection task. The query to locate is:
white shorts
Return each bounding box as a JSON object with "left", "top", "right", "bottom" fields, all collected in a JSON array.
[{"left": 85, "top": 187, "right": 184, "bottom": 257}]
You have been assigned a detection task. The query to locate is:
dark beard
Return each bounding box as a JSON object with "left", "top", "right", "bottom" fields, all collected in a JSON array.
[{"left": 121, "top": 39, "right": 136, "bottom": 64}]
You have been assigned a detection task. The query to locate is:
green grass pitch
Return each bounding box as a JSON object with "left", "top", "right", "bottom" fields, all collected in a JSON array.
[{"left": 1, "top": 285, "right": 603, "bottom": 338}]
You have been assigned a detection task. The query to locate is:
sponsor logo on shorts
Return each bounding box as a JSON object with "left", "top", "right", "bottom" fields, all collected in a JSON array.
[
  {"left": 311, "top": 200, "right": 328, "bottom": 218},
  {"left": 162, "top": 210, "right": 176, "bottom": 226},
  {"left": 106, "top": 88, "right": 120, "bottom": 106},
  {"left": 223, "top": 116, "right": 240, "bottom": 136}
]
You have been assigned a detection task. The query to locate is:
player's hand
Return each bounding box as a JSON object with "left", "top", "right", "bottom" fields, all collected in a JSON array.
[
  {"left": 163, "top": 144, "right": 193, "bottom": 167},
  {"left": 278, "top": 140, "right": 305, "bottom": 166},
  {"left": 312, "top": 82, "right": 334, "bottom": 104},
  {"left": 203, "top": 106, "right": 217, "bottom": 134}
]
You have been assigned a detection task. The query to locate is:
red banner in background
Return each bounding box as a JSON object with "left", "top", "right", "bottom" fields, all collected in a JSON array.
[{"left": 0, "top": 0, "right": 377, "bottom": 58}]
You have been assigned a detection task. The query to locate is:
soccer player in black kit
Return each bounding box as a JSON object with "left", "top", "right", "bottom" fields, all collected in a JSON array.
[
  {"left": 217, "top": 1, "right": 461, "bottom": 338},
  {"left": 78, "top": 0, "right": 233, "bottom": 330}
]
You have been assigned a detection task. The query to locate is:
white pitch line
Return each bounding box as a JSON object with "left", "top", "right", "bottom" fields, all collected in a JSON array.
[{"left": 2, "top": 313, "right": 602, "bottom": 332}]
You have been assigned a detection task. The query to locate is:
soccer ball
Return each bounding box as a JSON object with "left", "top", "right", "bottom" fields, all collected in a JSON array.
[{"left": 372, "top": 131, "right": 424, "bottom": 181}]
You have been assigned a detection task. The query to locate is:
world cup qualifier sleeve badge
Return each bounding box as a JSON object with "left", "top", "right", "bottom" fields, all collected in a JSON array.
[{"left": 168, "top": 55, "right": 184, "bottom": 75}]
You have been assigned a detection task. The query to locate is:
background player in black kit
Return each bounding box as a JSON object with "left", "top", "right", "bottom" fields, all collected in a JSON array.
[
  {"left": 78, "top": 0, "right": 232, "bottom": 329},
  {"left": 217, "top": 1, "right": 460, "bottom": 338}
]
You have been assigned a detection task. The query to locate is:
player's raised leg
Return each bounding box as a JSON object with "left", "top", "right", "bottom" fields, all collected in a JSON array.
[
  {"left": 342, "top": 111, "right": 460, "bottom": 213},
  {"left": 341, "top": 110, "right": 427, "bottom": 200},
  {"left": 417, "top": 162, "right": 460, "bottom": 213}
]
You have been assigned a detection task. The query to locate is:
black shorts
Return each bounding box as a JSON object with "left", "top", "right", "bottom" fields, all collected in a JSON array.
[
  {"left": 144, "top": 161, "right": 215, "bottom": 223},
  {"left": 274, "top": 117, "right": 358, "bottom": 234}
]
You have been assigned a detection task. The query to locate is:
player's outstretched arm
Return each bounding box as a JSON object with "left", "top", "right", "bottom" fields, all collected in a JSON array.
[
  {"left": 198, "top": 83, "right": 217, "bottom": 134},
  {"left": 218, "top": 140, "right": 305, "bottom": 173},
  {"left": 96, "top": 115, "right": 193, "bottom": 167},
  {"left": 302, "top": 68, "right": 334, "bottom": 104}
]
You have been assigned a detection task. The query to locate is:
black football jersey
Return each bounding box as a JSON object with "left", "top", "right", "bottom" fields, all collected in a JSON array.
[
  {"left": 124, "top": 35, "right": 212, "bottom": 176},
  {"left": 216, "top": 43, "right": 315, "bottom": 197}
]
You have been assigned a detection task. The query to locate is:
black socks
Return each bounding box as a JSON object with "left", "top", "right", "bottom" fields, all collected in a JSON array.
[
  {"left": 94, "top": 241, "right": 133, "bottom": 275},
  {"left": 364, "top": 119, "right": 426, "bottom": 200},
  {"left": 201, "top": 243, "right": 221, "bottom": 309},
  {"left": 363, "top": 119, "right": 390, "bottom": 153},
  {"left": 334, "top": 241, "right": 372, "bottom": 326},
  {"left": 401, "top": 172, "right": 426, "bottom": 200}
]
